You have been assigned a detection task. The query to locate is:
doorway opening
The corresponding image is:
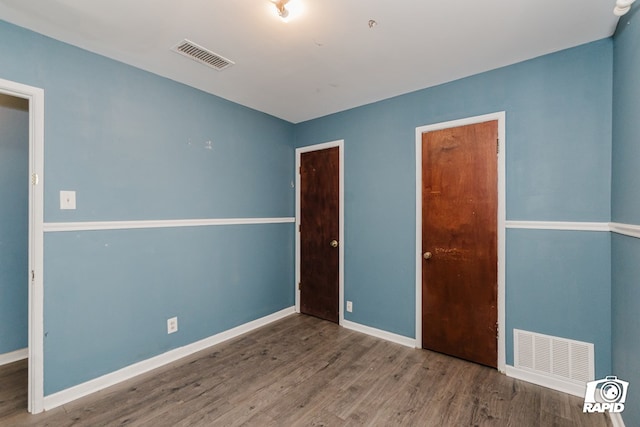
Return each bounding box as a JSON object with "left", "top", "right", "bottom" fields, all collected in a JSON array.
[
  {"left": 0, "top": 78, "right": 45, "bottom": 413},
  {"left": 0, "top": 92, "right": 29, "bottom": 367},
  {"left": 415, "top": 112, "right": 506, "bottom": 371},
  {"left": 295, "top": 140, "right": 344, "bottom": 325}
]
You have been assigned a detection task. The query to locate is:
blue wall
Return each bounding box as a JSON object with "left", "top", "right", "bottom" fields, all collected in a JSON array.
[
  {"left": 0, "top": 13, "right": 626, "bottom": 404},
  {"left": 44, "top": 224, "right": 293, "bottom": 393},
  {"left": 612, "top": 4, "right": 640, "bottom": 426},
  {"left": 0, "top": 20, "right": 295, "bottom": 394},
  {"left": 506, "top": 230, "right": 611, "bottom": 377},
  {"left": 294, "top": 39, "right": 613, "bottom": 376},
  {"left": 0, "top": 94, "right": 29, "bottom": 355}
]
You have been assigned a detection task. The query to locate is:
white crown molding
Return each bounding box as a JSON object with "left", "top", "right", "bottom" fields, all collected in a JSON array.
[
  {"left": 0, "top": 348, "right": 28, "bottom": 366},
  {"left": 43, "top": 217, "right": 295, "bottom": 232},
  {"left": 43, "top": 307, "right": 295, "bottom": 411}
]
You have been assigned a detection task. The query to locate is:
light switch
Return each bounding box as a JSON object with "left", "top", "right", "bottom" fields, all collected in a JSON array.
[{"left": 60, "top": 190, "right": 76, "bottom": 210}]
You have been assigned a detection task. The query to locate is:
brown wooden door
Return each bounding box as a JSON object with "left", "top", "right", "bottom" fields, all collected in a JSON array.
[
  {"left": 421, "top": 120, "right": 498, "bottom": 368},
  {"left": 300, "top": 147, "right": 339, "bottom": 323}
]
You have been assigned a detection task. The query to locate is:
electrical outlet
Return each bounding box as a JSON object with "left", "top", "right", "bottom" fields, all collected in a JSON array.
[
  {"left": 346, "top": 301, "right": 353, "bottom": 313},
  {"left": 167, "top": 317, "right": 178, "bottom": 334}
]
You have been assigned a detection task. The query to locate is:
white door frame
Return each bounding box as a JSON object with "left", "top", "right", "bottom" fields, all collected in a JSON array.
[
  {"left": 415, "top": 112, "right": 506, "bottom": 372},
  {"left": 0, "top": 78, "right": 45, "bottom": 413},
  {"left": 295, "top": 140, "right": 345, "bottom": 325}
]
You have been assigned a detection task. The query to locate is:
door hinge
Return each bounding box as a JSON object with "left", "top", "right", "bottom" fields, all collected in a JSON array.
[
  {"left": 496, "top": 322, "right": 499, "bottom": 339},
  {"left": 496, "top": 138, "right": 500, "bottom": 155},
  {"left": 31, "top": 270, "right": 35, "bottom": 281},
  {"left": 298, "top": 282, "right": 301, "bottom": 290},
  {"left": 32, "top": 173, "right": 39, "bottom": 185},
  {"left": 299, "top": 166, "right": 302, "bottom": 174},
  {"left": 298, "top": 224, "right": 301, "bottom": 232}
]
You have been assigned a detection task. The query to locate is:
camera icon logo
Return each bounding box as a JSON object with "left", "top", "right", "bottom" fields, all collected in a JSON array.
[{"left": 583, "top": 376, "right": 629, "bottom": 413}]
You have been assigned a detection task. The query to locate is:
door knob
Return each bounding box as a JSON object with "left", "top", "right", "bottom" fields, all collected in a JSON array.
[
  {"left": 423, "top": 251, "right": 432, "bottom": 260},
  {"left": 330, "top": 240, "right": 339, "bottom": 248}
]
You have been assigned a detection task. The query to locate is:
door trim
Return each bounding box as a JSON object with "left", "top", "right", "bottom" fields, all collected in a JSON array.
[
  {"left": 415, "top": 112, "right": 506, "bottom": 372},
  {"left": 0, "top": 78, "right": 45, "bottom": 413},
  {"left": 295, "top": 140, "right": 344, "bottom": 325}
]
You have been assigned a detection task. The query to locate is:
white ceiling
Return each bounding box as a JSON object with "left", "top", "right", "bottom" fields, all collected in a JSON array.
[{"left": 0, "top": 0, "right": 620, "bottom": 123}]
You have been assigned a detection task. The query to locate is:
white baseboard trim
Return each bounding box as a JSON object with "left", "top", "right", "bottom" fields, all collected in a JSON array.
[
  {"left": 505, "top": 365, "right": 585, "bottom": 397},
  {"left": 342, "top": 320, "right": 415, "bottom": 348},
  {"left": 43, "top": 217, "right": 295, "bottom": 233},
  {"left": 610, "top": 412, "right": 626, "bottom": 427},
  {"left": 43, "top": 306, "right": 295, "bottom": 411},
  {"left": 0, "top": 347, "right": 28, "bottom": 366}
]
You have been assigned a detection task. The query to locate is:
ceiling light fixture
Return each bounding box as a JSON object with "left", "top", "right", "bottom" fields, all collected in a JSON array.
[
  {"left": 614, "top": 0, "right": 636, "bottom": 16},
  {"left": 271, "top": 0, "right": 290, "bottom": 19}
]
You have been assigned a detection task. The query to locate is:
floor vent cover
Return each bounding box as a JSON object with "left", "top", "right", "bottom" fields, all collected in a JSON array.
[
  {"left": 172, "top": 39, "right": 234, "bottom": 71},
  {"left": 514, "top": 329, "right": 594, "bottom": 384}
]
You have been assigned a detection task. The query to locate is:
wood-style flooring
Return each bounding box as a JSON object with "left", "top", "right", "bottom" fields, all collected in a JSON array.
[{"left": 1, "top": 314, "right": 611, "bottom": 426}]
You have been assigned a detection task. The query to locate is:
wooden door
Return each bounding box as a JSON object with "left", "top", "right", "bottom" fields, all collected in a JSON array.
[
  {"left": 300, "top": 147, "right": 339, "bottom": 323},
  {"left": 421, "top": 120, "right": 498, "bottom": 368}
]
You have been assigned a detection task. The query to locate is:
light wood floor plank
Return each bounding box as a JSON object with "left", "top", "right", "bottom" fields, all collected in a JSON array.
[{"left": 2, "top": 314, "right": 612, "bottom": 426}]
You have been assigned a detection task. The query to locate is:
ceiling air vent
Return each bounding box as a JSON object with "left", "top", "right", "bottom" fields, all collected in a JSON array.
[{"left": 172, "top": 39, "right": 234, "bottom": 71}]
